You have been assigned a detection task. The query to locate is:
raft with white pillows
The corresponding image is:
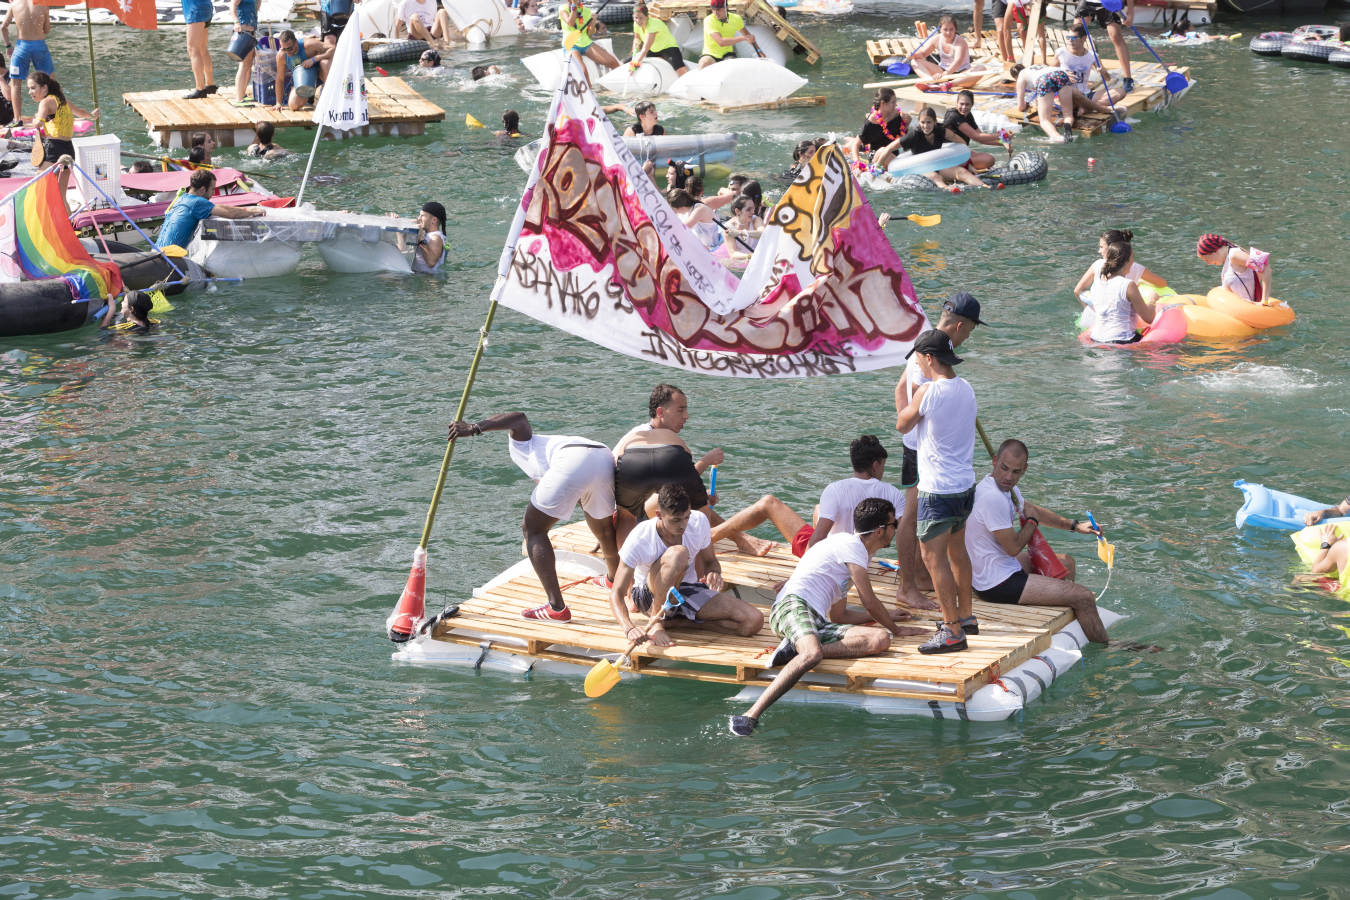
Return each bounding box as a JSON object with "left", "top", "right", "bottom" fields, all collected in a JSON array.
[{"left": 513, "top": 130, "right": 737, "bottom": 173}]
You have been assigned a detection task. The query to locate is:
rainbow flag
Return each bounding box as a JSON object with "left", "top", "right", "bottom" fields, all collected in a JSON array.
[{"left": 0, "top": 169, "right": 122, "bottom": 301}]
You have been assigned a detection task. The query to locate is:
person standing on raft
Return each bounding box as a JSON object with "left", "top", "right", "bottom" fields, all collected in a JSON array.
[
  {"left": 964, "top": 439, "right": 1111, "bottom": 643},
  {"left": 727, "top": 497, "right": 926, "bottom": 737},
  {"left": 1196, "top": 233, "right": 1272, "bottom": 304},
  {"left": 895, "top": 330, "right": 979, "bottom": 654},
  {"left": 446, "top": 412, "right": 620, "bottom": 623},
  {"left": 699, "top": 0, "right": 759, "bottom": 69}
]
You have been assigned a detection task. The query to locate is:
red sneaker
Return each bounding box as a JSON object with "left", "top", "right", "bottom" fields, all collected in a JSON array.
[
  {"left": 589, "top": 575, "right": 613, "bottom": 589},
  {"left": 522, "top": 604, "right": 571, "bottom": 622}
]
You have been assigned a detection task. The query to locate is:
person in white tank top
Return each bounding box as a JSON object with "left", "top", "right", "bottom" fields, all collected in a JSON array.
[
  {"left": 1072, "top": 228, "right": 1168, "bottom": 310},
  {"left": 911, "top": 15, "right": 971, "bottom": 81},
  {"left": 1078, "top": 240, "right": 1155, "bottom": 343}
]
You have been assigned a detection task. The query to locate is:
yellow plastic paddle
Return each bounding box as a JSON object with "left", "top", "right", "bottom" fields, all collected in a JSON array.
[
  {"left": 877, "top": 212, "right": 941, "bottom": 229},
  {"left": 584, "top": 587, "right": 686, "bottom": 698},
  {"left": 465, "top": 113, "right": 486, "bottom": 129},
  {"left": 1085, "top": 511, "right": 1115, "bottom": 569}
]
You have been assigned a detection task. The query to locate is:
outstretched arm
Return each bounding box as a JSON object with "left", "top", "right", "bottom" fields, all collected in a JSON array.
[
  {"left": 447, "top": 411, "right": 532, "bottom": 442},
  {"left": 846, "top": 563, "right": 904, "bottom": 636}
]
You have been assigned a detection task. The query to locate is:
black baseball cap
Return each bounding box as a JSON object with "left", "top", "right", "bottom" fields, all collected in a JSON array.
[
  {"left": 942, "top": 291, "right": 988, "bottom": 325},
  {"left": 905, "top": 329, "right": 963, "bottom": 365}
]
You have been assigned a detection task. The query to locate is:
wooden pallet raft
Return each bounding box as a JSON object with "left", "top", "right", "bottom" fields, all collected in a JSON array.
[
  {"left": 866, "top": 26, "right": 1075, "bottom": 70},
  {"left": 122, "top": 76, "right": 445, "bottom": 148},
  {"left": 649, "top": 0, "right": 822, "bottom": 64},
  {"left": 424, "top": 521, "right": 1077, "bottom": 705}
]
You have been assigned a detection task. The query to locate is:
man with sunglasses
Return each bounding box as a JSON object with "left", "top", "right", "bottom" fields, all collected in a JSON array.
[{"left": 729, "top": 498, "right": 925, "bottom": 737}]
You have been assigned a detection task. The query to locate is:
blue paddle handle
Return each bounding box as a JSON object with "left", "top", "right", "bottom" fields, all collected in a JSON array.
[
  {"left": 877, "top": 559, "right": 900, "bottom": 571},
  {"left": 709, "top": 465, "right": 717, "bottom": 496},
  {"left": 1085, "top": 511, "right": 1101, "bottom": 533},
  {"left": 1130, "top": 25, "right": 1169, "bottom": 67}
]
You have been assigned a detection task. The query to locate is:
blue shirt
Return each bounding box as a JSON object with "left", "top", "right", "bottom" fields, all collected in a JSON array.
[{"left": 155, "top": 194, "right": 215, "bottom": 249}]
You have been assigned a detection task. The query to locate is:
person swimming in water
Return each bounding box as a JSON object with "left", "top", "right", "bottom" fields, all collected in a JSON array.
[{"left": 1196, "top": 232, "right": 1272, "bottom": 303}]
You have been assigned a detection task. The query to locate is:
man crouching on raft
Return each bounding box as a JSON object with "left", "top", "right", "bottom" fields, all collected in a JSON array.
[
  {"left": 964, "top": 439, "right": 1110, "bottom": 643},
  {"left": 608, "top": 484, "right": 763, "bottom": 649},
  {"left": 728, "top": 497, "right": 926, "bottom": 737},
  {"left": 448, "top": 412, "right": 619, "bottom": 622}
]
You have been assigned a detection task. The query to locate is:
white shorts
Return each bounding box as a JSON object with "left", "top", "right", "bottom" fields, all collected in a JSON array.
[{"left": 530, "top": 445, "right": 616, "bottom": 520}]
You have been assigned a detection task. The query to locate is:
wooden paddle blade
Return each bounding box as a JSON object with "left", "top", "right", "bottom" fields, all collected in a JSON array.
[
  {"left": 907, "top": 214, "right": 941, "bottom": 227},
  {"left": 583, "top": 658, "right": 621, "bottom": 697}
]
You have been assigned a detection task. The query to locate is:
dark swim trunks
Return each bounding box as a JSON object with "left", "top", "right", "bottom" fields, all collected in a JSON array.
[{"left": 613, "top": 444, "right": 709, "bottom": 517}]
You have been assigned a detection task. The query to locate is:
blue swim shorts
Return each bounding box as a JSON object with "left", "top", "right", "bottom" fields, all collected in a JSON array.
[
  {"left": 182, "top": 0, "right": 214, "bottom": 25},
  {"left": 916, "top": 486, "right": 976, "bottom": 542},
  {"left": 8, "top": 40, "right": 54, "bottom": 81}
]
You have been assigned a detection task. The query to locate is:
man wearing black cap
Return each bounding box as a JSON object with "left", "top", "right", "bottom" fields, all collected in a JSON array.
[
  {"left": 896, "top": 328, "right": 978, "bottom": 654},
  {"left": 412, "top": 201, "right": 446, "bottom": 275},
  {"left": 892, "top": 292, "right": 984, "bottom": 614}
]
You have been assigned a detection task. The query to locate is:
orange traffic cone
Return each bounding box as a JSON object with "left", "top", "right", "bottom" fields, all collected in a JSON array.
[{"left": 387, "top": 547, "right": 427, "bottom": 642}]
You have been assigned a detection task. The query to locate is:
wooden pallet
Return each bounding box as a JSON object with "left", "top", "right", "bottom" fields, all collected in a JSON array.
[
  {"left": 866, "top": 25, "right": 1076, "bottom": 70},
  {"left": 696, "top": 94, "right": 825, "bottom": 114},
  {"left": 423, "top": 521, "right": 1076, "bottom": 704},
  {"left": 649, "top": 0, "right": 821, "bottom": 64},
  {"left": 122, "top": 77, "right": 445, "bottom": 149},
  {"left": 883, "top": 59, "right": 1189, "bottom": 140}
]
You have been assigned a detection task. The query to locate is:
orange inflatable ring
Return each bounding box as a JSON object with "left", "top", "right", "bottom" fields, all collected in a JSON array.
[
  {"left": 1178, "top": 302, "right": 1258, "bottom": 340},
  {"left": 1203, "top": 286, "right": 1295, "bottom": 330}
]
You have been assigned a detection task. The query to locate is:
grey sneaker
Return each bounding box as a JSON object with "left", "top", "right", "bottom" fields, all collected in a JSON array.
[
  {"left": 918, "top": 624, "right": 968, "bottom": 655},
  {"left": 959, "top": 615, "right": 979, "bottom": 636}
]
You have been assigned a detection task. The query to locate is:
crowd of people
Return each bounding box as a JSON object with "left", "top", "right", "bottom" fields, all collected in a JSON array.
[{"left": 446, "top": 297, "right": 1122, "bottom": 737}]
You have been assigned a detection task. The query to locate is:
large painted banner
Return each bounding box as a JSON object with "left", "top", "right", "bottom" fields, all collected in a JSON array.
[{"left": 492, "top": 58, "right": 930, "bottom": 379}]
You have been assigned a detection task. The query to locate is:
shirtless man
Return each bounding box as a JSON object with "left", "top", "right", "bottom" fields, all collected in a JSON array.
[
  {"left": 447, "top": 412, "right": 619, "bottom": 622},
  {"left": 1, "top": 0, "right": 51, "bottom": 127},
  {"left": 613, "top": 384, "right": 776, "bottom": 556},
  {"left": 893, "top": 293, "right": 984, "bottom": 611},
  {"left": 608, "top": 484, "right": 763, "bottom": 649},
  {"left": 964, "top": 439, "right": 1110, "bottom": 644}
]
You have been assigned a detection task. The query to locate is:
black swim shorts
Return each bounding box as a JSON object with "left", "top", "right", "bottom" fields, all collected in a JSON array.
[
  {"left": 320, "top": 11, "right": 349, "bottom": 39},
  {"left": 974, "top": 570, "right": 1029, "bottom": 604},
  {"left": 613, "top": 444, "right": 710, "bottom": 517},
  {"left": 901, "top": 445, "right": 919, "bottom": 490},
  {"left": 653, "top": 45, "right": 686, "bottom": 71},
  {"left": 1077, "top": 3, "right": 1124, "bottom": 28}
]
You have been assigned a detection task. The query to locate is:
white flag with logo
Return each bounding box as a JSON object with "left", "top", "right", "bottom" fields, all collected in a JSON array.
[{"left": 312, "top": 20, "right": 368, "bottom": 131}]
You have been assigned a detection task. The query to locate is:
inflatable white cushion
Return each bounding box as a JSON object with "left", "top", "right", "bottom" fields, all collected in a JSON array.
[
  {"left": 596, "top": 58, "right": 678, "bottom": 97},
  {"left": 667, "top": 58, "right": 805, "bottom": 106},
  {"left": 523, "top": 40, "right": 614, "bottom": 90}
]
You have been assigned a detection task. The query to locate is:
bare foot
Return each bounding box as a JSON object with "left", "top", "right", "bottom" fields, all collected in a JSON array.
[
  {"left": 900, "top": 587, "right": 940, "bottom": 611},
  {"left": 733, "top": 533, "right": 776, "bottom": 557},
  {"left": 896, "top": 625, "right": 929, "bottom": 638}
]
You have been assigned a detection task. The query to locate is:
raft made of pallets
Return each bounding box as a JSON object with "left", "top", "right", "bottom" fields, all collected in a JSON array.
[
  {"left": 122, "top": 77, "right": 445, "bottom": 149},
  {"left": 394, "top": 521, "right": 1121, "bottom": 721},
  {"left": 649, "top": 0, "right": 821, "bottom": 64},
  {"left": 695, "top": 94, "right": 826, "bottom": 114}
]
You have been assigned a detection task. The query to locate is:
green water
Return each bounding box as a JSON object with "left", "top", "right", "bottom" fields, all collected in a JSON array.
[{"left": 3, "top": 7, "right": 1348, "bottom": 897}]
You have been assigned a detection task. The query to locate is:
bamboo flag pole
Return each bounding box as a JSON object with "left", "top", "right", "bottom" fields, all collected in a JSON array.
[
  {"left": 84, "top": 2, "right": 99, "bottom": 134},
  {"left": 386, "top": 59, "right": 571, "bottom": 642}
]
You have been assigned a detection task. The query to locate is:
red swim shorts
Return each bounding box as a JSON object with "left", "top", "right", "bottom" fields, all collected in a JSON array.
[{"left": 791, "top": 524, "right": 814, "bottom": 557}]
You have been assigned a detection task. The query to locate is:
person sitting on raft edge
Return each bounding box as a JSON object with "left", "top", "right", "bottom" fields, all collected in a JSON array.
[
  {"left": 727, "top": 497, "right": 926, "bottom": 737},
  {"left": 963, "top": 438, "right": 1110, "bottom": 643},
  {"left": 1196, "top": 232, "right": 1272, "bottom": 304}
]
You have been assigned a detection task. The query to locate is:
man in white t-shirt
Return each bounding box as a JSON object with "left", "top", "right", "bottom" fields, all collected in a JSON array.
[
  {"left": 728, "top": 497, "right": 925, "bottom": 737},
  {"left": 894, "top": 293, "right": 984, "bottom": 612},
  {"left": 895, "top": 329, "right": 978, "bottom": 655},
  {"left": 448, "top": 411, "right": 617, "bottom": 622},
  {"left": 964, "top": 439, "right": 1110, "bottom": 643},
  {"left": 395, "top": 0, "right": 459, "bottom": 43},
  {"left": 608, "top": 484, "right": 763, "bottom": 649}
]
